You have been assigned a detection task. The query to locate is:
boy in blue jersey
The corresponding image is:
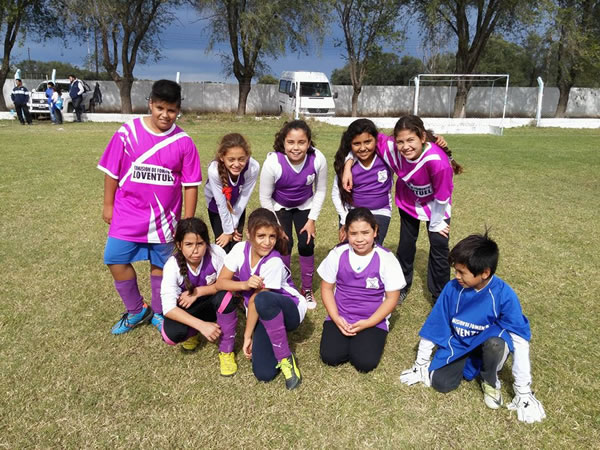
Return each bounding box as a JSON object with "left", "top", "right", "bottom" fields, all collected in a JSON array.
[{"left": 400, "top": 232, "right": 546, "bottom": 424}]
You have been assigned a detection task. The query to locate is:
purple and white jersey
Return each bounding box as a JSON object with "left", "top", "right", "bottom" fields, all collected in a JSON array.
[
  {"left": 377, "top": 134, "right": 453, "bottom": 230},
  {"left": 332, "top": 154, "right": 392, "bottom": 224},
  {"left": 160, "top": 244, "right": 227, "bottom": 315},
  {"left": 204, "top": 158, "right": 259, "bottom": 234},
  {"left": 97, "top": 117, "right": 202, "bottom": 243},
  {"left": 259, "top": 149, "right": 328, "bottom": 220},
  {"left": 224, "top": 241, "right": 307, "bottom": 321},
  {"left": 317, "top": 243, "right": 405, "bottom": 331}
]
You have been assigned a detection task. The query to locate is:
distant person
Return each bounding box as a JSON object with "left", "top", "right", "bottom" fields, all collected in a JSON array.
[
  {"left": 11, "top": 79, "right": 32, "bottom": 125},
  {"left": 68, "top": 74, "right": 85, "bottom": 122},
  {"left": 97, "top": 79, "right": 202, "bottom": 336},
  {"left": 51, "top": 86, "right": 63, "bottom": 125},
  {"left": 204, "top": 133, "right": 260, "bottom": 253},
  {"left": 46, "top": 81, "right": 56, "bottom": 123},
  {"left": 400, "top": 232, "right": 546, "bottom": 424}
]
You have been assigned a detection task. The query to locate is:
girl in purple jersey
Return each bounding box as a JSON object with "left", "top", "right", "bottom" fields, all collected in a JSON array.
[
  {"left": 160, "top": 217, "right": 241, "bottom": 377},
  {"left": 204, "top": 133, "right": 260, "bottom": 253},
  {"left": 259, "top": 120, "right": 328, "bottom": 309},
  {"left": 215, "top": 208, "right": 307, "bottom": 390},
  {"left": 333, "top": 119, "right": 393, "bottom": 245},
  {"left": 344, "top": 116, "right": 462, "bottom": 304},
  {"left": 318, "top": 208, "right": 405, "bottom": 372}
]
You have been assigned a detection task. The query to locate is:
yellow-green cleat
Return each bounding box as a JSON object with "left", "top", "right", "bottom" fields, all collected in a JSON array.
[
  {"left": 276, "top": 354, "right": 302, "bottom": 390},
  {"left": 219, "top": 351, "right": 238, "bottom": 377},
  {"left": 181, "top": 334, "right": 200, "bottom": 352},
  {"left": 482, "top": 381, "right": 503, "bottom": 409}
]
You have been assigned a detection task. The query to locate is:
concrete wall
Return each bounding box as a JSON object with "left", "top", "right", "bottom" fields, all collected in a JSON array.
[{"left": 3, "top": 79, "right": 600, "bottom": 118}]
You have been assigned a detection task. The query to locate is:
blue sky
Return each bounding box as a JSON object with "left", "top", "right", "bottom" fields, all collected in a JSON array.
[{"left": 13, "top": 5, "right": 426, "bottom": 82}]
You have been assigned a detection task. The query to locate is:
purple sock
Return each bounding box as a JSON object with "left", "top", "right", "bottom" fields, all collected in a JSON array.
[
  {"left": 151, "top": 275, "right": 163, "bottom": 315},
  {"left": 114, "top": 278, "right": 144, "bottom": 314},
  {"left": 217, "top": 311, "right": 238, "bottom": 353},
  {"left": 282, "top": 254, "right": 291, "bottom": 269},
  {"left": 299, "top": 255, "right": 314, "bottom": 292},
  {"left": 260, "top": 311, "right": 291, "bottom": 361}
]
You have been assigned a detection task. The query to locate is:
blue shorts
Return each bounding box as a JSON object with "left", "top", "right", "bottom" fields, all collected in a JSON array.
[{"left": 103, "top": 237, "right": 174, "bottom": 268}]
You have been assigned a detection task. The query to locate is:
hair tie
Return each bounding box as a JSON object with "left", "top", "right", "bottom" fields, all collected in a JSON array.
[{"left": 222, "top": 186, "right": 233, "bottom": 201}]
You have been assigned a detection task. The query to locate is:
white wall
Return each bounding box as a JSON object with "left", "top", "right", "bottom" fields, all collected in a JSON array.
[{"left": 3, "top": 79, "right": 600, "bottom": 118}]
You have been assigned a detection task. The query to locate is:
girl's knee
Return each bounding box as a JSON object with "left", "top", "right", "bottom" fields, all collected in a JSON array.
[
  {"left": 483, "top": 337, "right": 506, "bottom": 356},
  {"left": 431, "top": 373, "right": 460, "bottom": 394},
  {"left": 320, "top": 348, "right": 347, "bottom": 367},
  {"left": 253, "top": 365, "right": 279, "bottom": 382},
  {"left": 350, "top": 356, "right": 379, "bottom": 373}
]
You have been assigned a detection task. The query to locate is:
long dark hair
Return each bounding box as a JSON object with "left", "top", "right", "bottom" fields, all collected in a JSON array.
[
  {"left": 214, "top": 133, "right": 251, "bottom": 212},
  {"left": 247, "top": 208, "right": 289, "bottom": 256},
  {"left": 333, "top": 118, "right": 379, "bottom": 206},
  {"left": 173, "top": 217, "right": 211, "bottom": 294},
  {"left": 394, "top": 115, "right": 463, "bottom": 175},
  {"left": 273, "top": 120, "right": 316, "bottom": 155}
]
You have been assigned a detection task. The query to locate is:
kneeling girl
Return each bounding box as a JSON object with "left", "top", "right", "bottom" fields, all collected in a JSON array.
[
  {"left": 215, "top": 208, "right": 307, "bottom": 390},
  {"left": 317, "top": 208, "right": 406, "bottom": 372}
]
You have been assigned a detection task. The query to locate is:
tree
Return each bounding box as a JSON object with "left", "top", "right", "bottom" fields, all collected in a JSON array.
[
  {"left": 547, "top": 0, "right": 600, "bottom": 117},
  {"left": 0, "top": 0, "right": 59, "bottom": 110},
  {"left": 331, "top": 50, "right": 424, "bottom": 86},
  {"left": 10, "top": 59, "right": 113, "bottom": 80},
  {"left": 477, "top": 35, "right": 531, "bottom": 86},
  {"left": 196, "top": 0, "right": 327, "bottom": 115},
  {"left": 333, "top": 0, "right": 405, "bottom": 116},
  {"left": 257, "top": 74, "right": 278, "bottom": 84},
  {"left": 68, "top": 0, "right": 182, "bottom": 113},
  {"left": 412, "top": 0, "right": 538, "bottom": 117}
]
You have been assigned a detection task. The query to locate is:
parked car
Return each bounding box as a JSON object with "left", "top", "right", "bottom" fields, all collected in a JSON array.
[{"left": 28, "top": 79, "right": 93, "bottom": 119}]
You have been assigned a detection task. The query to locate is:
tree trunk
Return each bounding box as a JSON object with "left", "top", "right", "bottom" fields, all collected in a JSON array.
[
  {"left": 554, "top": 84, "right": 570, "bottom": 118},
  {"left": 351, "top": 85, "right": 361, "bottom": 117},
  {"left": 237, "top": 78, "right": 252, "bottom": 115},
  {"left": 116, "top": 78, "right": 134, "bottom": 114},
  {"left": 453, "top": 80, "right": 469, "bottom": 118},
  {"left": 0, "top": 68, "right": 9, "bottom": 111}
]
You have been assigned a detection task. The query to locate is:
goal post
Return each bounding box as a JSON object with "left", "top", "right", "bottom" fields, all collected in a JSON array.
[{"left": 412, "top": 73, "right": 510, "bottom": 126}]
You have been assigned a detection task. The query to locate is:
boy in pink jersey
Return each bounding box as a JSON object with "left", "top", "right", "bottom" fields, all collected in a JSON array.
[{"left": 97, "top": 80, "right": 202, "bottom": 335}]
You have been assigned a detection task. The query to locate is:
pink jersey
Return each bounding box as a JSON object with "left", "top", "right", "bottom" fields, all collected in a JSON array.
[
  {"left": 97, "top": 118, "right": 202, "bottom": 243},
  {"left": 377, "top": 133, "right": 453, "bottom": 221}
]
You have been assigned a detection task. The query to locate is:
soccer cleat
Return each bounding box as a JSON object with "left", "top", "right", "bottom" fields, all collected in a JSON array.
[
  {"left": 304, "top": 290, "right": 317, "bottom": 310},
  {"left": 219, "top": 352, "right": 238, "bottom": 377},
  {"left": 111, "top": 303, "right": 153, "bottom": 335},
  {"left": 151, "top": 313, "right": 164, "bottom": 332},
  {"left": 276, "top": 354, "right": 302, "bottom": 390},
  {"left": 482, "top": 381, "right": 503, "bottom": 409},
  {"left": 181, "top": 334, "right": 200, "bottom": 352},
  {"left": 398, "top": 289, "right": 409, "bottom": 306}
]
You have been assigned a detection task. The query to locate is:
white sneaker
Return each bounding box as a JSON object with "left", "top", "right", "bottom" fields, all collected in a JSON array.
[
  {"left": 304, "top": 290, "right": 317, "bottom": 310},
  {"left": 482, "top": 381, "right": 503, "bottom": 409}
]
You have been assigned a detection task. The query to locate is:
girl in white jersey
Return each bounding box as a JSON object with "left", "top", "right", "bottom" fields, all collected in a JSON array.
[
  {"left": 204, "top": 133, "right": 259, "bottom": 253},
  {"left": 259, "top": 120, "right": 328, "bottom": 309}
]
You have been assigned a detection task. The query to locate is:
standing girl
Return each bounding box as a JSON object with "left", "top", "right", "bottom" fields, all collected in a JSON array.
[
  {"left": 332, "top": 118, "right": 393, "bottom": 245},
  {"left": 204, "top": 133, "right": 260, "bottom": 253},
  {"left": 259, "top": 120, "right": 328, "bottom": 308},
  {"left": 160, "top": 217, "right": 240, "bottom": 377},
  {"left": 215, "top": 208, "right": 308, "bottom": 390},
  {"left": 344, "top": 115, "right": 462, "bottom": 303},
  {"left": 51, "top": 86, "right": 63, "bottom": 125},
  {"left": 317, "top": 208, "right": 405, "bottom": 373}
]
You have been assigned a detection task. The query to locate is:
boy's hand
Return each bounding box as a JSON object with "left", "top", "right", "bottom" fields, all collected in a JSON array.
[
  {"left": 400, "top": 361, "right": 431, "bottom": 386},
  {"left": 102, "top": 204, "right": 113, "bottom": 224},
  {"left": 507, "top": 384, "right": 546, "bottom": 423}
]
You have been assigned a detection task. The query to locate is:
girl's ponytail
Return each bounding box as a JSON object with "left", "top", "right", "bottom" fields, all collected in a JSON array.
[
  {"left": 175, "top": 250, "right": 194, "bottom": 294},
  {"left": 425, "top": 129, "right": 464, "bottom": 175}
]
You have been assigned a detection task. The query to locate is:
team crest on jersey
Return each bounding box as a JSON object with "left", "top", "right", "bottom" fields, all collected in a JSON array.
[
  {"left": 131, "top": 163, "right": 175, "bottom": 186},
  {"left": 205, "top": 273, "right": 217, "bottom": 285},
  {"left": 377, "top": 170, "right": 388, "bottom": 183},
  {"left": 366, "top": 277, "right": 380, "bottom": 289},
  {"left": 305, "top": 174, "right": 315, "bottom": 185}
]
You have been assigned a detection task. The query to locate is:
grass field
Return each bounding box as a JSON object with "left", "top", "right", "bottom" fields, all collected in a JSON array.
[{"left": 1, "top": 116, "right": 599, "bottom": 448}]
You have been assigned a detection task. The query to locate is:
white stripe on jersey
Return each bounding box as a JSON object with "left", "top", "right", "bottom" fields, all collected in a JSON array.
[
  {"left": 147, "top": 205, "right": 159, "bottom": 242},
  {"left": 415, "top": 203, "right": 429, "bottom": 221},
  {"left": 401, "top": 154, "right": 442, "bottom": 183},
  {"left": 155, "top": 194, "right": 173, "bottom": 242},
  {"left": 119, "top": 131, "right": 189, "bottom": 187}
]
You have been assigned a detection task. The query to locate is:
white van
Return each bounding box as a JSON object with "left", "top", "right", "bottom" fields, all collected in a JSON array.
[{"left": 278, "top": 71, "right": 337, "bottom": 117}]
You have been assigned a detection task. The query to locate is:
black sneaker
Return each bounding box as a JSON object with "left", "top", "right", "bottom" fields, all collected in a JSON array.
[{"left": 276, "top": 354, "right": 302, "bottom": 390}]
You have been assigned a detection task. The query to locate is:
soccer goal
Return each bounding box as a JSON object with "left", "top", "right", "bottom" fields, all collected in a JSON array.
[{"left": 411, "top": 73, "right": 510, "bottom": 127}]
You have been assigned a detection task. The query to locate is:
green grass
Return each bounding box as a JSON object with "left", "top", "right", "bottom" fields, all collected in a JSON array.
[{"left": 1, "top": 117, "right": 599, "bottom": 448}]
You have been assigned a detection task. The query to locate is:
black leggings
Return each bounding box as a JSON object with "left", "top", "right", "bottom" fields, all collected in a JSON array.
[
  {"left": 320, "top": 320, "right": 388, "bottom": 373},
  {"left": 162, "top": 291, "right": 238, "bottom": 343},
  {"left": 276, "top": 208, "right": 314, "bottom": 256},
  {"left": 396, "top": 208, "right": 450, "bottom": 301},
  {"left": 208, "top": 209, "right": 246, "bottom": 254},
  {"left": 431, "top": 337, "right": 509, "bottom": 393}
]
